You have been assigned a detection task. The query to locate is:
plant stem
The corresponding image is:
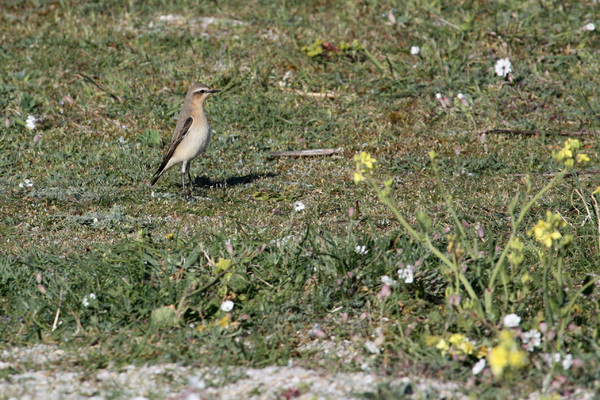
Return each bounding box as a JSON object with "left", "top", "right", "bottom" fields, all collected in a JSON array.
[
  {"left": 488, "top": 170, "right": 567, "bottom": 298},
  {"left": 430, "top": 159, "right": 476, "bottom": 259},
  {"left": 372, "top": 180, "right": 480, "bottom": 308},
  {"left": 556, "top": 275, "right": 600, "bottom": 350},
  {"left": 542, "top": 252, "right": 554, "bottom": 325}
]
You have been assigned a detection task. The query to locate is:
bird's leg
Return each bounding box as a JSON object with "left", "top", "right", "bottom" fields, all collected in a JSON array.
[
  {"left": 181, "top": 161, "right": 188, "bottom": 196},
  {"left": 187, "top": 161, "right": 194, "bottom": 191}
]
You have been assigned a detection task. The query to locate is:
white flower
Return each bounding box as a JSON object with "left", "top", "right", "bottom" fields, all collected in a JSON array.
[
  {"left": 397, "top": 265, "right": 414, "bottom": 284},
  {"left": 26, "top": 115, "right": 36, "bottom": 130},
  {"left": 521, "top": 329, "right": 541, "bottom": 352},
  {"left": 583, "top": 23, "right": 596, "bottom": 31},
  {"left": 82, "top": 293, "right": 96, "bottom": 307},
  {"left": 410, "top": 46, "right": 420, "bottom": 55},
  {"left": 293, "top": 201, "right": 306, "bottom": 212},
  {"left": 542, "top": 352, "right": 562, "bottom": 367},
  {"left": 158, "top": 14, "right": 180, "bottom": 22},
  {"left": 435, "top": 93, "right": 442, "bottom": 99},
  {"left": 562, "top": 354, "right": 573, "bottom": 370},
  {"left": 494, "top": 58, "right": 512, "bottom": 77},
  {"left": 19, "top": 179, "right": 34, "bottom": 188},
  {"left": 355, "top": 245, "right": 368, "bottom": 255},
  {"left": 503, "top": 313, "right": 521, "bottom": 328},
  {"left": 472, "top": 358, "right": 486, "bottom": 375},
  {"left": 220, "top": 300, "right": 234, "bottom": 312},
  {"left": 553, "top": 352, "right": 561, "bottom": 363},
  {"left": 364, "top": 340, "right": 380, "bottom": 354},
  {"left": 278, "top": 70, "right": 294, "bottom": 87},
  {"left": 457, "top": 93, "right": 464, "bottom": 99},
  {"left": 381, "top": 275, "right": 398, "bottom": 287},
  {"left": 272, "top": 235, "right": 294, "bottom": 247}
]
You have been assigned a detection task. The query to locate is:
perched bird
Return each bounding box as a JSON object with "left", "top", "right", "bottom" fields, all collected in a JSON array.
[{"left": 151, "top": 83, "right": 220, "bottom": 195}]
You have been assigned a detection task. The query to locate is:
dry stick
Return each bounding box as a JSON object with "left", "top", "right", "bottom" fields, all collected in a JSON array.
[
  {"left": 76, "top": 73, "right": 122, "bottom": 102},
  {"left": 280, "top": 86, "right": 335, "bottom": 99},
  {"left": 479, "top": 128, "right": 589, "bottom": 137},
  {"left": 52, "top": 289, "right": 64, "bottom": 332},
  {"left": 592, "top": 196, "right": 600, "bottom": 253},
  {"left": 294, "top": 89, "right": 335, "bottom": 99},
  {"left": 428, "top": 10, "right": 461, "bottom": 30},
  {"left": 571, "top": 189, "right": 593, "bottom": 227},
  {"left": 192, "top": 266, "right": 234, "bottom": 295},
  {"left": 269, "top": 148, "right": 343, "bottom": 158},
  {"left": 513, "top": 169, "right": 600, "bottom": 178}
]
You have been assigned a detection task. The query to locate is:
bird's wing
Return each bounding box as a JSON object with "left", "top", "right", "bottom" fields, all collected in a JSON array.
[{"left": 153, "top": 116, "right": 194, "bottom": 177}]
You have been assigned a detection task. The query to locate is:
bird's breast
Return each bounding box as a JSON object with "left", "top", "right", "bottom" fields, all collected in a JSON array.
[{"left": 178, "top": 119, "right": 211, "bottom": 160}]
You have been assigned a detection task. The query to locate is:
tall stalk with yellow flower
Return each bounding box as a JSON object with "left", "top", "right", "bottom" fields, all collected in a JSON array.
[
  {"left": 353, "top": 139, "right": 597, "bottom": 326},
  {"left": 353, "top": 151, "right": 481, "bottom": 317}
]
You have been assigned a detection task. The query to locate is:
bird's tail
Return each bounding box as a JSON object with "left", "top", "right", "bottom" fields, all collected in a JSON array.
[{"left": 150, "top": 168, "right": 163, "bottom": 186}]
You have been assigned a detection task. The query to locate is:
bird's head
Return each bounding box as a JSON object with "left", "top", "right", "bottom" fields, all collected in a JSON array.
[{"left": 188, "top": 83, "right": 220, "bottom": 102}]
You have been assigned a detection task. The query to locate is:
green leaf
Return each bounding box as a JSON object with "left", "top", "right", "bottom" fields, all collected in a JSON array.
[{"left": 416, "top": 209, "right": 432, "bottom": 231}]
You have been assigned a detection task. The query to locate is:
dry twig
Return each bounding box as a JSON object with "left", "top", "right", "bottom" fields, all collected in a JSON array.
[
  {"left": 293, "top": 89, "right": 335, "bottom": 99},
  {"left": 513, "top": 169, "right": 600, "bottom": 178},
  {"left": 269, "top": 148, "right": 343, "bottom": 158},
  {"left": 478, "top": 128, "right": 589, "bottom": 137}
]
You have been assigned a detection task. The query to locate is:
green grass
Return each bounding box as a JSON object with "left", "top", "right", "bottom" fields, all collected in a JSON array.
[{"left": 2, "top": 0, "right": 600, "bottom": 397}]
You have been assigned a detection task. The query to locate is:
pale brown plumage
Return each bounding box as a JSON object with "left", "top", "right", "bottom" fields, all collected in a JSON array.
[{"left": 151, "top": 83, "right": 219, "bottom": 195}]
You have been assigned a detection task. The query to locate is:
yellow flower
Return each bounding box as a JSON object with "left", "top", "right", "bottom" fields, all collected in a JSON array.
[
  {"left": 476, "top": 345, "right": 489, "bottom": 359},
  {"left": 566, "top": 138, "right": 582, "bottom": 151},
  {"left": 576, "top": 153, "right": 590, "bottom": 163},
  {"left": 528, "top": 211, "right": 565, "bottom": 248},
  {"left": 508, "top": 349, "right": 527, "bottom": 368},
  {"left": 354, "top": 152, "right": 376, "bottom": 170},
  {"left": 353, "top": 171, "right": 365, "bottom": 183},
  {"left": 488, "top": 346, "right": 509, "bottom": 376},
  {"left": 217, "top": 315, "right": 230, "bottom": 328},
  {"left": 552, "top": 139, "right": 587, "bottom": 170},
  {"left": 165, "top": 233, "right": 174, "bottom": 240},
  {"left": 458, "top": 341, "right": 475, "bottom": 355},
  {"left": 449, "top": 333, "right": 466, "bottom": 345},
  {"left": 488, "top": 330, "right": 528, "bottom": 377},
  {"left": 436, "top": 339, "right": 449, "bottom": 355},
  {"left": 353, "top": 152, "right": 376, "bottom": 184},
  {"left": 436, "top": 333, "right": 477, "bottom": 356},
  {"left": 593, "top": 186, "right": 600, "bottom": 196}
]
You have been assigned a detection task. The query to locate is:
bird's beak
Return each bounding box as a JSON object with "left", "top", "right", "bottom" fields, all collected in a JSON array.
[{"left": 210, "top": 89, "right": 221, "bottom": 94}]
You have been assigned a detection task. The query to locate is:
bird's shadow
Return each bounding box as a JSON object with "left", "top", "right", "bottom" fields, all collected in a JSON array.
[{"left": 191, "top": 172, "right": 278, "bottom": 190}]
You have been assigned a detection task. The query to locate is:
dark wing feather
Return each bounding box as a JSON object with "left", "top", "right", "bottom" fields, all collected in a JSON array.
[{"left": 151, "top": 117, "right": 194, "bottom": 185}]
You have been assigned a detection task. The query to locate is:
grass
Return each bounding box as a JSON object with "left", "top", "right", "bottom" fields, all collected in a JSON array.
[{"left": 1, "top": 0, "right": 600, "bottom": 397}]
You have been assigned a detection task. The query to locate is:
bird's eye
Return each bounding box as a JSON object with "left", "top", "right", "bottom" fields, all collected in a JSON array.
[{"left": 199, "top": 90, "right": 206, "bottom": 94}]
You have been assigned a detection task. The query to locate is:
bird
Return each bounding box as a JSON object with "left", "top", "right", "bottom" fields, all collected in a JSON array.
[{"left": 151, "top": 83, "right": 220, "bottom": 195}]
